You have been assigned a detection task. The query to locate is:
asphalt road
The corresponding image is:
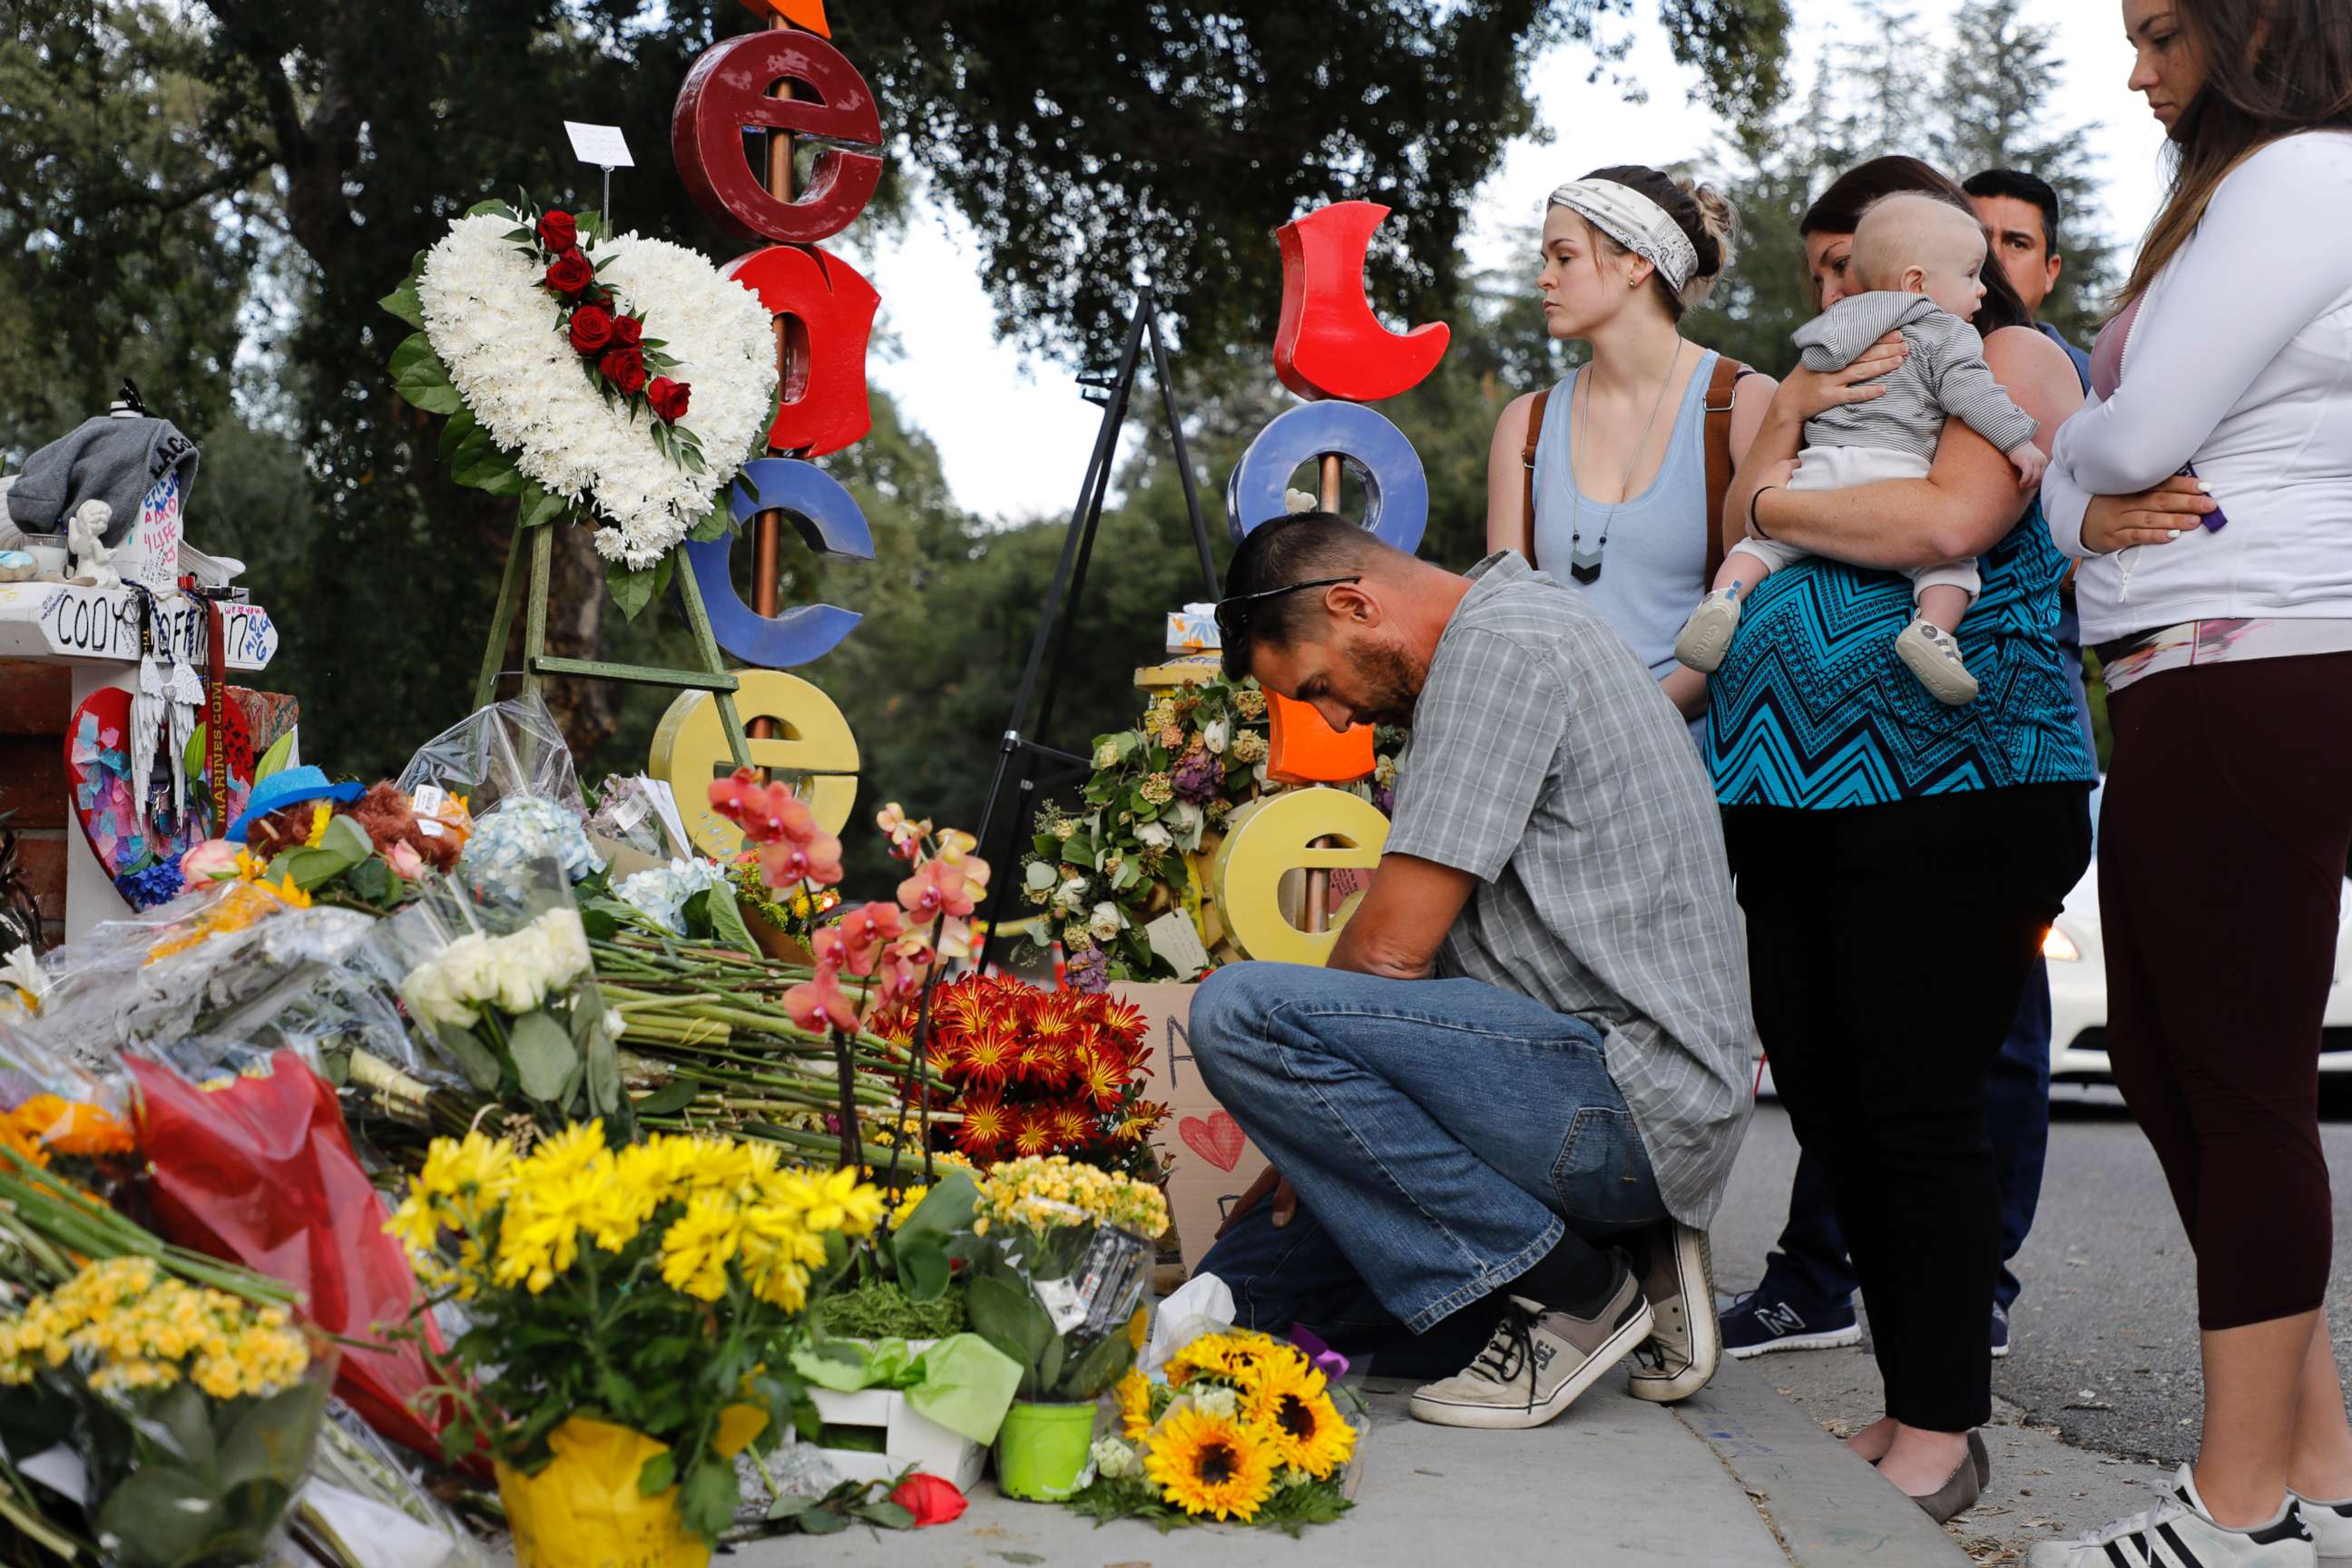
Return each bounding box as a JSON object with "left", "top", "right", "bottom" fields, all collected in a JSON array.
[{"left": 1711, "top": 1090, "right": 2352, "bottom": 1466}]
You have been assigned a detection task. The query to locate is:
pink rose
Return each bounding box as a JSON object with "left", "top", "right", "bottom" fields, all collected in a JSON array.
[{"left": 181, "top": 839, "right": 241, "bottom": 881}]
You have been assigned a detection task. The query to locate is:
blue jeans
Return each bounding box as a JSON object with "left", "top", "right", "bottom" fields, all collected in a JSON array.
[{"left": 1184, "top": 962, "right": 1668, "bottom": 1337}]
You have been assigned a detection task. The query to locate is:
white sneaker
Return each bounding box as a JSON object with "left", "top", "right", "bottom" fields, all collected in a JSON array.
[
  {"left": 1894, "top": 617, "right": 1980, "bottom": 705},
  {"left": 1627, "top": 1221, "right": 1720, "bottom": 1404},
  {"left": 1673, "top": 586, "right": 1745, "bottom": 673},
  {"left": 1409, "top": 1263, "right": 1653, "bottom": 1430},
  {"left": 2290, "top": 1490, "right": 2352, "bottom": 1566},
  {"left": 2028, "top": 1465, "right": 2315, "bottom": 1567}
]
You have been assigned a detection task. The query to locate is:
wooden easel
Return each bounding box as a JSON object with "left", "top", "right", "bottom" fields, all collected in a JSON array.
[{"left": 470, "top": 517, "right": 754, "bottom": 770}]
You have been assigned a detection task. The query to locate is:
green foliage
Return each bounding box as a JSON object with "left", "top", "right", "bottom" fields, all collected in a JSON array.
[
  {"left": 1064, "top": 1471, "right": 1354, "bottom": 1536},
  {"left": 813, "top": 1277, "right": 968, "bottom": 1341},
  {"left": 765, "top": 1475, "right": 917, "bottom": 1535},
  {"left": 1685, "top": 0, "right": 2120, "bottom": 377}
]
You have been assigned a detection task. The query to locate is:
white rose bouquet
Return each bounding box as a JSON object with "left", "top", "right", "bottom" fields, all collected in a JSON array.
[{"left": 364, "top": 861, "right": 628, "bottom": 1132}]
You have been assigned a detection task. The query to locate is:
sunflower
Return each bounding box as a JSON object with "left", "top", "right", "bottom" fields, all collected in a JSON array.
[
  {"left": 1167, "top": 1328, "right": 1287, "bottom": 1390},
  {"left": 1144, "top": 1406, "right": 1277, "bottom": 1522},
  {"left": 1116, "top": 1365, "right": 1154, "bottom": 1440},
  {"left": 1244, "top": 1357, "right": 1357, "bottom": 1479}
]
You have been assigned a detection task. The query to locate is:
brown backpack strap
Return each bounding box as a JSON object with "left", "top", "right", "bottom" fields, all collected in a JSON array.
[
  {"left": 1519, "top": 387, "right": 1551, "bottom": 566},
  {"left": 1701, "top": 356, "right": 1753, "bottom": 585}
]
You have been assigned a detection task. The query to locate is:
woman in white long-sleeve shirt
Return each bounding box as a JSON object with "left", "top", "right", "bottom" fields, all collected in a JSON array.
[{"left": 2033, "top": 3, "right": 2352, "bottom": 1566}]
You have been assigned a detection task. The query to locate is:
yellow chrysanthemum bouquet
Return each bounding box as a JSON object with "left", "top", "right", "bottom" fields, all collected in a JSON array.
[
  {"left": 1073, "top": 1326, "right": 1364, "bottom": 1532},
  {"left": 386, "top": 1120, "right": 886, "bottom": 1557},
  {"left": 0, "top": 1256, "right": 330, "bottom": 1568}
]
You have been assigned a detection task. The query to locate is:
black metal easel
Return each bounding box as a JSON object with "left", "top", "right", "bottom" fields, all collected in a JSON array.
[{"left": 972, "top": 285, "right": 1219, "bottom": 970}]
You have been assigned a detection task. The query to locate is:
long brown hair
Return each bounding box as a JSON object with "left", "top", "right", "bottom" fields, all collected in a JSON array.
[
  {"left": 1798, "top": 156, "right": 2033, "bottom": 336},
  {"left": 2126, "top": 0, "right": 2352, "bottom": 306}
]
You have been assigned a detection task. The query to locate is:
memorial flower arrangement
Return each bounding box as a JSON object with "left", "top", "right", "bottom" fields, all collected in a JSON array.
[
  {"left": 1017, "top": 674, "right": 1404, "bottom": 984},
  {"left": 874, "top": 973, "right": 1166, "bottom": 1171},
  {"left": 1072, "top": 1326, "right": 1360, "bottom": 1533},
  {"left": 382, "top": 195, "right": 776, "bottom": 604},
  {"left": 0, "top": 1256, "right": 330, "bottom": 1568},
  {"left": 388, "top": 1121, "right": 887, "bottom": 1554}
]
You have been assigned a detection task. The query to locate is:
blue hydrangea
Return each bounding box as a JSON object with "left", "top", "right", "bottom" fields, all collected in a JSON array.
[
  {"left": 456, "top": 795, "right": 603, "bottom": 904},
  {"left": 613, "top": 858, "right": 725, "bottom": 936},
  {"left": 116, "top": 859, "right": 185, "bottom": 912}
]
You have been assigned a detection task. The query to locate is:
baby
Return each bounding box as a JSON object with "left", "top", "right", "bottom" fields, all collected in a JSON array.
[{"left": 1673, "top": 192, "right": 2046, "bottom": 705}]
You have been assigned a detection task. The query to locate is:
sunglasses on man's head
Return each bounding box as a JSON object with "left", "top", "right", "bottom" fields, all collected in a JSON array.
[{"left": 1211, "top": 575, "right": 1364, "bottom": 642}]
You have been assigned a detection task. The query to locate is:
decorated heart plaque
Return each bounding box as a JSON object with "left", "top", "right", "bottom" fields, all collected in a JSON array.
[{"left": 64, "top": 685, "right": 252, "bottom": 905}]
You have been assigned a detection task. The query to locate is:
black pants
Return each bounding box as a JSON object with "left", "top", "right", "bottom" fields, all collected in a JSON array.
[
  {"left": 2102, "top": 653, "right": 2352, "bottom": 1330},
  {"left": 1726, "top": 785, "right": 2090, "bottom": 1433}
]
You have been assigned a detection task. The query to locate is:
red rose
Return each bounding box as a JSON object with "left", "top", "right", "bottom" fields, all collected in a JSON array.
[
  {"left": 536, "top": 210, "right": 578, "bottom": 251},
  {"left": 611, "top": 314, "right": 644, "bottom": 348},
  {"left": 599, "top": 346, "right": 648, "bottom": 395},
  {"left": 545, "top": 250, "right": 593, "bottom": 296},
  {"left": 566, "top": 304, "right": 614, "bottom": 354},
  {"left": 887, "top": 1474, "right": 966, "bottom": 1527},
  {"left": 646, "top": 376, "right": 691, "bottom": 424}
]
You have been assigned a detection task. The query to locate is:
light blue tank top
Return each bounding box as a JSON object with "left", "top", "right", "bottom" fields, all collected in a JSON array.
[{"left": 1530, "top": 349, "right": 1718, "bottom": 688}]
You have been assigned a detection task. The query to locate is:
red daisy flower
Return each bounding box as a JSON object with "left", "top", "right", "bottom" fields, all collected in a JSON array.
[
  {"left": 1073, "top": 1045, "right": 1128, "bottom": 1112},
  {"left": 956, "top": 1024, "right": 1017, "bottom": 1087},
  {"left": 954, "top": 1094, "right": 1011, "bottom": 1161},
  {"left": 1092, "top": 994, "right": 1149, "bottom": 1045},
  {"left": 1011, "top": 1108, "right": 1054, "bottom": 1158},
  {"left": 1045, "top": 1099, "right": 1096, "bottom": 1150}
]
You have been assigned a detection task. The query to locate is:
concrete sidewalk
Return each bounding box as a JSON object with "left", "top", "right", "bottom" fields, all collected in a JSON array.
[{"left": 731, "top": 1360, "right": 1970, "bottom": 1567}]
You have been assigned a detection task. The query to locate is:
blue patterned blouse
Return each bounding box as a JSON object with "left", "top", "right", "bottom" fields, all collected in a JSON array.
[{"left": 1705, "top": 502, "right": 2097, "bottom": 808}]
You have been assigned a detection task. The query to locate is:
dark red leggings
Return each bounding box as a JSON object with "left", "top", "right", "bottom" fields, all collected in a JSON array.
[{"left": 2100, "top": 651, "right": 2352, "bottom": 1330}]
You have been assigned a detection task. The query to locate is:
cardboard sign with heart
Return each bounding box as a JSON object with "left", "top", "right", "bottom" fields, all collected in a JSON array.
[
  {"left": 1119, "top": 981, "right": 1270, "bottom": 1273},
  {"left": 64, "top": 685, "right": 252, "bottom": 887}
]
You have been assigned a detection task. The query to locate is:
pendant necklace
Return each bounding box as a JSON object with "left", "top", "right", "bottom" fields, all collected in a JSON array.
[{"left": 1565, "top": 338, "right": 1684, "bottom": 585}]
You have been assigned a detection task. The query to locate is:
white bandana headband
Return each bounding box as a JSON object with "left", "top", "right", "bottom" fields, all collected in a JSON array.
[{"left": 1547, "top": 179, "right": 1699, "bottom": 293}]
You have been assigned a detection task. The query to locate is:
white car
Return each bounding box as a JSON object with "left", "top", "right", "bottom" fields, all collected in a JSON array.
[{"left": 2043, "top": 788, "right": 2352, "bottom": 1087}]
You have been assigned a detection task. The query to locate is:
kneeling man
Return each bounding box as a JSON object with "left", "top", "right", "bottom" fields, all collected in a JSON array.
[{"left": 1190, "top": 513, "right": 1753, "bottom": 1428}]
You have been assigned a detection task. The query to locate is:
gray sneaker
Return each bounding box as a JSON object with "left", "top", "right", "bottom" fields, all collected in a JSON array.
[
  {"left": 1894, "top": 617, "right": 1980, "bottom": 705},
  {"left": 2028, "top": 1466, "right": 2315, "bottom": 1568},
  {"left": 1673, "top": 587, "right": 1745, "bottom": 673},
  {"left": 1408, "top": 1261, "right": 1655, "bottom": 1430},
  {"left": 1628, "top": 1221, "right": 1720, "bottom": 1404}
]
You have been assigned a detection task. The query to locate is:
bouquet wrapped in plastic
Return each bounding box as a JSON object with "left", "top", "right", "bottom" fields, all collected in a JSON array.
[
  {"left": 0, "top": 1256, "right": 332, "bottom": 1568},
  {"left": 364, "top": 858, "right": 624, "bottom": 1130},
  {"left": 127, "top": 1048, "right": 455, "bottom": 1465},
  {"left": 961, "top": 1156, "right": 1168, "bottom": 1404}
]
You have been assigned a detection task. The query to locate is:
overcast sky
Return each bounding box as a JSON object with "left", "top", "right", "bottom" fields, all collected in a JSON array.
[{"left": 844, "top": 0, "right": 2172, "bottom": 524}]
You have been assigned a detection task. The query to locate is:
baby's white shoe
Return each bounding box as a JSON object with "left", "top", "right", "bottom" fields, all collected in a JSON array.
[
  {"left": 1895, "top": 618, "right": 1979, "bottom": 705},
  {"left": 1673, "top": 586, "right": 1745, "bottom": 674}
]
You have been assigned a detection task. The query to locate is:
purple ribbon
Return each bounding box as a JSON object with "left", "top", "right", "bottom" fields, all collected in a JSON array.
[{"left": 1288, "top": 1326, "right": 1349, "bottom": 1381}]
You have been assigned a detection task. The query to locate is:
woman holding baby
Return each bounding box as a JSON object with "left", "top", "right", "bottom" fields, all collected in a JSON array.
[{"left": 1708, "top": 155, "right": 2095, "bottom": 1522}]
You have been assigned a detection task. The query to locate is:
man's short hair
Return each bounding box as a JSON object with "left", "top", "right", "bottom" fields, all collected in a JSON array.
[
  {"left": 1216, "top": 511, "right": 1389, "bottom": 681},
  {"left": 1963, "top": 168, "right": 2063, "bottom": 257}
]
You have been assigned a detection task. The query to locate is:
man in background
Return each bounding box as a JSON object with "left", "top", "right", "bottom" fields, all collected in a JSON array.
[{"left": 1719, "top": 168, "right": 2098, "bottom": 1365}]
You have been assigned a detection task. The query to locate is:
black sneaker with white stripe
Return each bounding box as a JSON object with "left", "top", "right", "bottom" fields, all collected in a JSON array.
[{"left": 2027, "top": 1465, "right": 2314, "bottom": 1568}]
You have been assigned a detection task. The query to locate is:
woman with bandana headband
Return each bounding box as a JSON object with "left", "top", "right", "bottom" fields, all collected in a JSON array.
[{"left": 1485, "top": 165, "right": 1779, "bottom": 738}]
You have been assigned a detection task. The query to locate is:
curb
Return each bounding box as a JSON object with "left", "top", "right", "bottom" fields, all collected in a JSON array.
[{"left": 1675, "top": 1358, "right": 1975, "bottom": 1567}]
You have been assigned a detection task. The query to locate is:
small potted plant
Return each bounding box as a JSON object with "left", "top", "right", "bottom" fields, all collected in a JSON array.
[
  {"left": 386, "top": 1121, "right": 887, "bottom": 1566},
  {"left": 962, "top": 1155, "right": 1169, "bottom": 1501}
]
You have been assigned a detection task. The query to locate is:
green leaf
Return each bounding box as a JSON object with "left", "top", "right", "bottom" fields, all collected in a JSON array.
[
  {"left": 699, "top": 880, "right": 760, "bottom": 956},
  {"left": 519, "top": 483, "right": 567, "bottom": 529},
  {"left": 605, "top": 560, "right": 660, "bottom": 621},
  {"left": 431, "top": 1024, "right": 502, "bottom": 1093},
  {"left": 854, "top": 1500, "right": 916, "bottom": 1530},
  {"left": 450, "top": 429, "right": 524, "bottom": 494},
  {"left": 678, "top": 1458, "right": 739, "bottom": 1544},
  {"left": 634, "top": 1080, "right": 700, "bottom": 1116},
  {"left": 508, "top": 1010, "right": 579, "bottom": 1102},
  {"left": 795, "top": 1504, "right": 850, "bottom": 1535},
  {"left": 253, "top": 730, "right": 295, "bottom": 782},
  {"left": 379, "top": 276, "right": 426, "bottom": 329},
  {"left": 897, "top": 1239, "right": 951, "bottom": 1302},
  {"left": 688, "top": 494, "right": 732, "bottom": 543},
  {"left": 765, "top": 1494, "right": 817, "bottom": 1521},
  {"left": 464, "top": 198, "right": 513, "bottom": 219},
  {"left": 437, "top": 405, "right": 480, "bottom": 464},
  {"left": 345, "top": 855, "right": 397, "bottom": 905},
  {"left": 965, "top": 1272, "right": 1052, "bottom": 1385},
  {"left": 389, "top": 332, "right": 463, "bottom": 415},
  {"left": 635, "top": 1451, "right": 675, "bottom": 1497}
]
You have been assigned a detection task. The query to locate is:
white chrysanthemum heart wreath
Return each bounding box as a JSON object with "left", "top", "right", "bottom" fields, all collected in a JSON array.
[{"left": 382, "top": 201, "right": 777, "bottom": 612}]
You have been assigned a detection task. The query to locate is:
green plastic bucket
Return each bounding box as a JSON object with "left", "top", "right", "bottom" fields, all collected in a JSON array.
[{"left": 993, "top": 1399, "right": 1098, "bottom": 1501}]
